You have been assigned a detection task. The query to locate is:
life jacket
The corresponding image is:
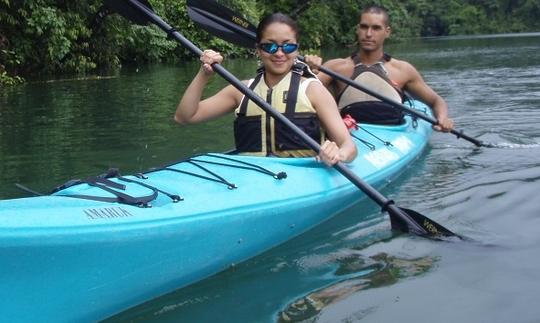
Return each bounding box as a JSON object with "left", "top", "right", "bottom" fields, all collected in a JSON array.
[
  {"left": 234, "top": 61, "right": 326, "bottom": 157},
  {"left": 337, "top": 53, "right": 405, "bottom": 125}
]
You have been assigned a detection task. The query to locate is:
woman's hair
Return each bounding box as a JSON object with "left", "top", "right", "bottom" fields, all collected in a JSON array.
[{"left": 256, "top": 12, "right": 299, "bottom": 43}]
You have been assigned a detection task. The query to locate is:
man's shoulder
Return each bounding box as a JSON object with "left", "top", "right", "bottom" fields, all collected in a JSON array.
[
  {"left": 385, "top": 56, "right": 425, "bottom": 88},
  {"left": 387, "top": 57, "right": 419, "bottom": 73},
  {"left": 324, "top": 56, "right": 354, "bottom": 72},
  {"left": 388, "top": 56, "right": 414, "bottom": 67},
  {"left": 325, "top": 56, "right": 352, "bottom": 64}
]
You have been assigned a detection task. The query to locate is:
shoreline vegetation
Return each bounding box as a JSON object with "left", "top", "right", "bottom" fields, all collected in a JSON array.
[{"left": 1, "top": 0, "right": 539, "bottom": 86}]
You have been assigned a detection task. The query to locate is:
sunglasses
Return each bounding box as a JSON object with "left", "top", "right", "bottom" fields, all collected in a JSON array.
[{"left": 258, "top": 42, "right": 299, "bottom": 54}]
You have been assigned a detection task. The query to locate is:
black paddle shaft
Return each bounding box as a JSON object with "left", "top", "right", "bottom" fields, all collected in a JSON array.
[{"left": 118, "top": 0, "right": 459, "bottom": 237}]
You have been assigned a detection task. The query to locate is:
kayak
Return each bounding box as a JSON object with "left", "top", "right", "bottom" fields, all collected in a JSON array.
[{"left": 0, "top": 101, "right": 432, "bottom": 322}]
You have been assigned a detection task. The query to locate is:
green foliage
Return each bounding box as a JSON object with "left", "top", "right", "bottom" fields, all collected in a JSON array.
[
  {"left": 0, "top": 0, "right": 538, "bottom": 85},
  {"left": 0, "top": 49, "right": 24, "bottom": 85},
  {"left": 406, "top": 0, "right": 540, "bottom": 36},
  {"left": 0, "top": 70, "right": 24, "bottom": 86},
  {"left": 0, "top": 0, "right": 102, "bottom": 81}
]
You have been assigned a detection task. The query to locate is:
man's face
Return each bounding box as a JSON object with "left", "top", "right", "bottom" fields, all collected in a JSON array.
[{"left": 356, "top": 12, "right": 391, "bottom": 52}]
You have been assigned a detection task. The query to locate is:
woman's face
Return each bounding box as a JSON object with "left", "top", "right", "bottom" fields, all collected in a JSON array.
[{"left": 256, "top": 22, "right": 299, "bottom": 77}]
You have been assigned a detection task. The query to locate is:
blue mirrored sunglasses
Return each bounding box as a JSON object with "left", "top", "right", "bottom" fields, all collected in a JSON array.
[{"left": 258, "top": 42, "right": 299, "bottom": 54}]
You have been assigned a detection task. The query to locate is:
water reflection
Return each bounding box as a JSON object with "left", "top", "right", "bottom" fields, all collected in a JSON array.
[{"left": 278, "top": 252, "right": 436, "bottom": 322}]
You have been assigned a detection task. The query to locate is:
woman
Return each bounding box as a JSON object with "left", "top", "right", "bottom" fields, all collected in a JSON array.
[{"left": 175, "top": 13, "right": 357, "bottom": 166}]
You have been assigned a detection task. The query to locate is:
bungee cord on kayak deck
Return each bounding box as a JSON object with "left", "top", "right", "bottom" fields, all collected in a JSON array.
[
  {"left": 165, "top": 163, "right": 238, "bottom": 190},
  {"left": 118, "top": 174, "right": 183, "bottom": 203},
  {"left": 156, "top": 153, "right": 288, "bottom": 190},
  {"left": 15, "top": 154, "right": 288, "bottom": 207},
  {"left": 351, "top": 133, "right": 376, "bottom": 151},
  {"left": 358, "top": 126, "right": 394, "bottom": 147},
  {"left": 189, "top": 153, "right": 288, "bottom": 179}
]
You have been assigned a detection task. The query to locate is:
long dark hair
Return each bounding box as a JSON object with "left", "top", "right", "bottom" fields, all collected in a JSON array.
[{"left": 256, "top": 13, "right": 299, "bottom": 43}]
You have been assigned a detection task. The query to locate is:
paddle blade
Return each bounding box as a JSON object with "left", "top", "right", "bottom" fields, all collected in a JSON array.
[
  {"left": 389, "top": 207, "right": 459, "bottom": 238},
  {"left": 186, "top": 0, "right": 257, "bottom": 48},
  {"left": 103, "top": 0, "right": 153, "bottom": 25}
]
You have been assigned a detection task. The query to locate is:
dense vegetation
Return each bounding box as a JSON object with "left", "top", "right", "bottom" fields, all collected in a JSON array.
[{"left": 1, "top": 0, "right": 539, "bottom": 85}]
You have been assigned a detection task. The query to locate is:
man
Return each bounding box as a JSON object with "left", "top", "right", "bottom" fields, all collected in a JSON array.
[{"left": 305, "top": 5, "right": 454, "bottom": 131}]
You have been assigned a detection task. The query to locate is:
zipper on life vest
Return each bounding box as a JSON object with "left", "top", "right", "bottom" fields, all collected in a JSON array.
[{"left": 265, "top": 88, "right": 273, "bottom": 156}]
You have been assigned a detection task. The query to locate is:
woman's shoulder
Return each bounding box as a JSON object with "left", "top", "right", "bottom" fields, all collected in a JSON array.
[
  {"left": 220, "top": 80, "right": 251, "bottom": 105},
  {"left": 301, "top": 76, "right": 323, "bottom": 90},
  {"left": 303, "top": 76, "right": 334, "bottom": 103}
]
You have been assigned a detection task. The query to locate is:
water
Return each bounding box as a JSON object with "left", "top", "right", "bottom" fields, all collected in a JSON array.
[{"left": 1, "top": 33, "right": 540, "bottom": 322}]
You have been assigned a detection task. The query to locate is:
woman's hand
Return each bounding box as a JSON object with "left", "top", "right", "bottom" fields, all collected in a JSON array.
[
  {"left": 303, "top": 54, "right": 323, "bottom": 74},
  {"left": 316, "top": 140, "right": 345, "bottom": 166},
  {"left": 200, "top": 49, "right": 223, "bottom": 75}
]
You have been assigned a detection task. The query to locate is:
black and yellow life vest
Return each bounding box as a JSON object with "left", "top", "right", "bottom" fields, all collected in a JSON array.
[
  {"left": 234, "top": 62, "right": 325, "bottom": 157},
  {"left": 337, "top": 53, "right": 405, "bottom": 125}
]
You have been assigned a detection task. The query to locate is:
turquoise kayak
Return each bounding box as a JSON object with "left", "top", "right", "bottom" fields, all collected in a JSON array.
[{"left": 0, "top": 102, "right": 432, "bottom": 322}]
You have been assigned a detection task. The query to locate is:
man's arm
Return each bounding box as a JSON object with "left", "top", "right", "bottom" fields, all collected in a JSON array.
[{"left": 401, "top": 62, "right": 454, "bottom": 132}]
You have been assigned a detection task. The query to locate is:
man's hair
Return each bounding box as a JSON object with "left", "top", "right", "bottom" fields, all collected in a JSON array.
[{"left": 360, "top": 5, "right": 390, "bottom": 26}]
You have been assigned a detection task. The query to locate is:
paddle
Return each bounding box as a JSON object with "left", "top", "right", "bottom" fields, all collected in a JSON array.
[
  {"left": 186, "top": 0, "right": 487, "bottom": 148},
  {"left": 103, "top": 0, "right": 460, "bottom": 239}
]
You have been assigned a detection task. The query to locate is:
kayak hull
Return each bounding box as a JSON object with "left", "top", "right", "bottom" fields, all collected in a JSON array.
[{"left": 0, "top": 103, "right": 433, "bottom": 322}]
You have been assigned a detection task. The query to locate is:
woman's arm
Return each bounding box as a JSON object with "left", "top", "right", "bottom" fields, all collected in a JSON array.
[{"left": 175, "top": 50, "right": 241, "bottom": 125}]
